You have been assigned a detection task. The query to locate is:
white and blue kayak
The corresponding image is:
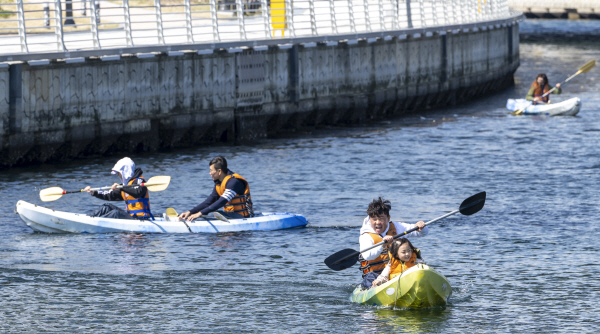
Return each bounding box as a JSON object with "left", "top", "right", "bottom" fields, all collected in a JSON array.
[
  {"left": 506, "top": 97, "right": 581, "bottom": 116},
  {"left": 16, "top": 200, "right": 308, "bottom": 233}
]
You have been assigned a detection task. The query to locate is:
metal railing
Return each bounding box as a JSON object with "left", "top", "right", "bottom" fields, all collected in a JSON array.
[{"left": 0, "top": 0, "right": 512, "bottom": 57}]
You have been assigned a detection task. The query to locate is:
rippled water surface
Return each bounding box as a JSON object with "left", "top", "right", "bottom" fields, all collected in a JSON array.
[{"left": 1, "top": 36, "right": 600, "bottom": 332}]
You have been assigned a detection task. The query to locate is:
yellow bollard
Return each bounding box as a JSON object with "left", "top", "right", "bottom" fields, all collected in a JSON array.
[{"left": 271, "top": 0, "right": 287, "bottom": 37}]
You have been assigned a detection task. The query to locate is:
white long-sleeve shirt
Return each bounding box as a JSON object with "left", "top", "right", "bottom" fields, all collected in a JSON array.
[{"left": 359, "top": 216, "right": 428, "bottom": 261}]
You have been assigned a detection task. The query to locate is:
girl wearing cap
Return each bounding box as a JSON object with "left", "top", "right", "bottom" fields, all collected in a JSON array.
[{"left": 84, "top": 157, "right": 153, "bottom": 220}]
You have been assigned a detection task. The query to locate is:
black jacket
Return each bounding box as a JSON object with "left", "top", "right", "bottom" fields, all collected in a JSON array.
[
  {"left": 92, "top": 168, "right": 148, "bottom": 201},
  {"left": 189, "top": 170, "right": 247, "bottom": 215}
]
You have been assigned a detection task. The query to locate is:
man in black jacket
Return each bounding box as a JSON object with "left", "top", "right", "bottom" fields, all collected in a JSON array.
[{"left": 179, "top": 156, "right": 253, "bottom": 221}]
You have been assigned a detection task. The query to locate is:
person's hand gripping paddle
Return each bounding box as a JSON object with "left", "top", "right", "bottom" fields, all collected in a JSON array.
[
  {"left": 324, "top": 191, "right": 486, "bottom": 271},
  {"left": 39, "top": 176, "right": 171, "bottom": 202}
]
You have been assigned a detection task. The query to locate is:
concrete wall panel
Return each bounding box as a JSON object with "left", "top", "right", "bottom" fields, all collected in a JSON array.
[
  {"left": 0, "top": 67, "right": 8, "bottom": 138},
  {"left": 0, "top": 24, "right": 520, "bottom": 167}
]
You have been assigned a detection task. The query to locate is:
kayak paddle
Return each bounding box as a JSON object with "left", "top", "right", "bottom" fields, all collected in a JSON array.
[
  {"left": 324, "top": 191, "right": 486, "bottom": 271},
  {"left": 166, "top": 207, "right": 178, "bottom": 218},
  {"left": 39, "top": 175, "right": 171, "bottom": 202},
  {"left": 512, "top": 60, "right": 595, "bottom": 115},
  {"left": 166, "top": 207, "right": 192, "bottom": 232}
]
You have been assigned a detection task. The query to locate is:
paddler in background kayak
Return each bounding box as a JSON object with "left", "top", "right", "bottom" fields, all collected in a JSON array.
[
  {"left": 526, "top": 73, "right": 562, "bottom": 105},
  {"left": 359, "top": 197, "right": 427, "bottom": 290},
  {"left": 178, "top": 156, "right": 254, "bottom": 221},
  {"left": 84, "top": 157, "right": 154, "bottom": 220}
]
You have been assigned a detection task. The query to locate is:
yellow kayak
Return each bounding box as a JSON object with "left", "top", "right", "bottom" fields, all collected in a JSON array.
[{"left": 350, "top": 264, "right": 451, "bottom": 308}]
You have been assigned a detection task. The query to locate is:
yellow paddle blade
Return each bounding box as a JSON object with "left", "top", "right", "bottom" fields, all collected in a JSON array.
[
  {"left": 212, "top": 211, "right": 230, "bottom": 223},
  {"left": 39, "top": 187, "right": 65, "bottom": 202},
  {"left": 166, "top": 207, "right": 178, "bottom": 217},
  {"left": 143, "top": 176, "right": 171, "bottom": 192},
  {"left": 577, "top": 60, "right": 595, "bottom": 74}
]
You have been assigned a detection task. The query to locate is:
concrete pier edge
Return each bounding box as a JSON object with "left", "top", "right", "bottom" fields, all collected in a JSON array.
[{"left": 0, "top": 13, "right": 523, "bottom": 167}]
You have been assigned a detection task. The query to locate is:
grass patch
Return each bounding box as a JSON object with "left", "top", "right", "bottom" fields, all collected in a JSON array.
[{"left": 0, "top": 6, "right": 14, "bottom": 19}]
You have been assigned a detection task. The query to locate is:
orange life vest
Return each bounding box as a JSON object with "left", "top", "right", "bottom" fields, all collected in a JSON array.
[
  {"left": 121, "top": 177, "right": 153, "bottom": 219},
  {"left": 215, "top": 173, "right": 253, "bottom": 218},
  {"left": 531, "top": 81, "right": 550, "bottom": 105},
  {"left": 388, "top": 251, "right": 418, "bottom": 279},
  {"left": 359, "top": 223, "right": 397, "bottom": 275}
]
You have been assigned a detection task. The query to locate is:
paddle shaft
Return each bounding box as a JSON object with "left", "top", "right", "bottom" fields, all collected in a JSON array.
[
  {"left": 544, "top": 60, "right": 594, "bottom": 97},
  {"left": 88, "top": 183, "right": 155, "bottom": 191},
  {"left": 57, "top": 183, "right": 156, "bottom": 195},
  {"left": 333, "top": 209, "right": 459, "bottom": 265},
  {"left": 541, "top": 73, "right": 579, "bottom": 98}
]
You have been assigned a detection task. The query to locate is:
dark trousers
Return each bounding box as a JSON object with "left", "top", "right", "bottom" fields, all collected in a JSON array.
[
  {"left": 88, "top": 203, "right": 133, "bottom": 219},
  {"left": 361, "top": 271, "right": 380, "bottom": 290}
]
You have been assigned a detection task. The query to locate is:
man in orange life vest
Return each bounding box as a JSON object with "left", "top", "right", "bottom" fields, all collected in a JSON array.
[
  {"left": 179, "top": 156, "right": 254, "bottom": 221},
  {"left": 359, "top": 197, "right": 427, "bottom": 289},
  {"left": 84, "top": 157, "right": 154, "bottom": 220}
]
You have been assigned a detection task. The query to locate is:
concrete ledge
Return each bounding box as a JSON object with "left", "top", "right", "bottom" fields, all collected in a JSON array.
[
  {"left": 27, "top": 60, "right": 50, "bottom": 66},
  {"left": 136, "top": 53, "right": 155, "bottom": 59},
  {"left": 102, "top": 55, "right": 120, "bottom": 61},
  {"left": 65, "top": 57, "right": 85, "bottom": 64}
]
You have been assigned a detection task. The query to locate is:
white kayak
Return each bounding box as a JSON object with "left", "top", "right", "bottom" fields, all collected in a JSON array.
[
  {"left": 16, "top": 200, "right": 308, "bottom": 233},
  {"left": 506, "top": 97, "right": 581, "bottom": 116}
]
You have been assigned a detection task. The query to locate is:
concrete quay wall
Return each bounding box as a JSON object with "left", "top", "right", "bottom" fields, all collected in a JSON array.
[
  {"left": 0, "top": 22, "right": 520, "bottom": 167},
  {"left": 509, "top": 0, "right": 600, "bottom": 19}
]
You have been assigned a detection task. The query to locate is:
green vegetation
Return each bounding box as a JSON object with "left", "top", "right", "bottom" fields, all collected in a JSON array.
[{"left": 0, "top": 6, "right": 15, "bottom": 19}]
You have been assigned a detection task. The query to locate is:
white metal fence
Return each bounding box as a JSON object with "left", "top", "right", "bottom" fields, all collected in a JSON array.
[{"left": 0, "top": 0, "right": 512, "bottom": 56}]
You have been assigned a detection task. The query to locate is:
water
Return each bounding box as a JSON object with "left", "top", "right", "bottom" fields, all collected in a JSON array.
[{"left": 1, "top": 28, "right": 600, "bottom": 332}]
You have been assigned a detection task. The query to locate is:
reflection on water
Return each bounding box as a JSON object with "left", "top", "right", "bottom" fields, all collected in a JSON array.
[
  {"left": 115, "top": 233, "right": 149, "bottom": 251},
  {"left": 360, "top": 308, "right": 450, "bottom": 333}
]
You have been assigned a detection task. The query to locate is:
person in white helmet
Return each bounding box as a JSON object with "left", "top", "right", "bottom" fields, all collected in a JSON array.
[{"left": 84, "top": 157, "right": 154, "bottom": 220}]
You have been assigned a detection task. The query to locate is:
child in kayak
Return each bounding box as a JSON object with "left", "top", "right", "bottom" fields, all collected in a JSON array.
[{"left": 371, "top": 238, "right": 423, "bottom": 288}]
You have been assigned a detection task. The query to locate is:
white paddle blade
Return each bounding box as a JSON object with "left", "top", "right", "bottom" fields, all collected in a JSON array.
[
  {"left": 39, "top": 187, "right": 65, "bottom": 202},
  {"left": 143, "top": 176, "right": 171, "bottom": 192},
  {"left": 166, "top": 207, "right": 178, "bottom": 217}
]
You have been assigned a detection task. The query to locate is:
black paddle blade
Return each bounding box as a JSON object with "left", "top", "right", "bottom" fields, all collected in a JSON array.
[
  {"left": 459, "top": 191, "right": 486, "bottom": 216},
  {"left": 324, "top": 248, "right": 360, "bottom": 271}
]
